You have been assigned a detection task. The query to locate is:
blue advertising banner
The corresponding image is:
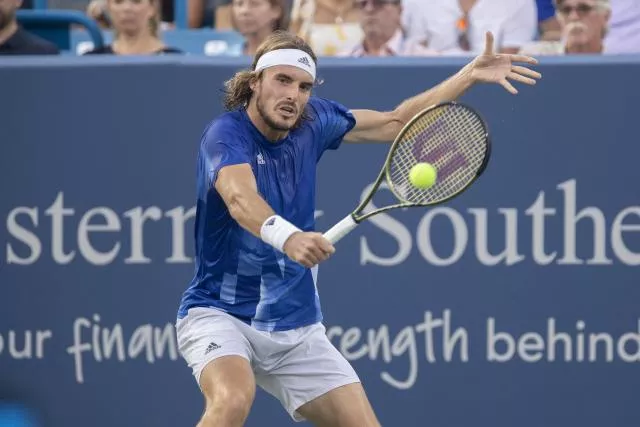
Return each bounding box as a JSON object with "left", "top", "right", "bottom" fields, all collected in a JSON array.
[{"left": 1, "top": 55, "right": 639, "bottom": 427}]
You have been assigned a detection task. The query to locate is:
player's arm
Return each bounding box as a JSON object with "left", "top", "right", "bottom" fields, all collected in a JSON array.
[
  {"left": 215, "top": 164, "right": 335, "bottom": 267},
  {"left": 344, "top": 68, "right": 474, "bottom": 143},
  {"left": 344, "top": 32, "right": 540, "bottom": 143},
  {"left": 215, "top": 164, "right": 275, "bottom": 237}
]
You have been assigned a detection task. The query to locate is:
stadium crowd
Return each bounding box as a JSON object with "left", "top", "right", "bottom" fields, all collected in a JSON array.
[{"left": 0, "top": 0, "right": 638, "bottom": 56}]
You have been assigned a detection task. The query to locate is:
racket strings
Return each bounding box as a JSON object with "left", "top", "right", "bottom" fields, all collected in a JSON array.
[{"left": 388, "top": 104, "right": 487, "bottom": 205}]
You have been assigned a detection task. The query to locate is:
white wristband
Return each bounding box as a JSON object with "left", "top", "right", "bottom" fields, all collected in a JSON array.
[{"left": 260, "top": 215, "right": 301, "bottom": 252}]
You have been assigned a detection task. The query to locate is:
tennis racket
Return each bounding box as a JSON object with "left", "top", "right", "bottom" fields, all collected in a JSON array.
[{"left": 323, "top": 101, "right": 491, "bottom": 245}]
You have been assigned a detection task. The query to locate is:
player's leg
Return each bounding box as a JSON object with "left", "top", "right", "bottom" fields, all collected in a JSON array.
[
  {"left": 255, "top": 323, "right": 381, "bottom": 427},
  {"left": 197, "top": 355, "right": 255, "bottom": 427},
  {"left": 176, "top": 307, "right": 256, "bottom": 427},
  {"left": 296, "top": 382, "right": 380, "bottom": 427}
]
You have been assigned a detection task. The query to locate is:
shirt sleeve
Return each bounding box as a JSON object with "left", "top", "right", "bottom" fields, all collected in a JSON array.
[
  {"left": 199, "top": 120, "right": 251, "bottom": 189},
  {"left": 402, "top": 0, "right": 429, "bottom": 41},
  {"left": 536, "top": 0, "right": 556, "bottom": 22},
  {"left": 502, "top": 0, "right": 538, "bottom": 49},
  {"left": 307, "top": 97, "right": 356, "bottom": 160}
]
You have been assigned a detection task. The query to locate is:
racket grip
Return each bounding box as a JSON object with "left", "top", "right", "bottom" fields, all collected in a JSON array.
[{"left": 323, "top": 215, "right": 358, "bottom": 245}]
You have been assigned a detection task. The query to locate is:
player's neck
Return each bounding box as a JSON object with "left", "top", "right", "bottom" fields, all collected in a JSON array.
[{"left": 246, "top": 102, "right": 289, "bottom": 142}]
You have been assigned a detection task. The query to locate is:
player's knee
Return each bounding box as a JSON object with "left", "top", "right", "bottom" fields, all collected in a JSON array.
[{"left": 207, "top": 385, "right": 254, "bottom": 420}]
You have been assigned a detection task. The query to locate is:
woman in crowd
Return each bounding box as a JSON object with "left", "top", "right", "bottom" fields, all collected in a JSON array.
[
  {"left": 231, "top": 0, "right": 287, "bottom": 56},
  {"left": 85, "top": 0, "right": 182, "bottom": 55}
]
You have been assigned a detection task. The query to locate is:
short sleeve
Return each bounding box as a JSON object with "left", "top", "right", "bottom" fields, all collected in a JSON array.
[
  {"left": 307, "top": 97, "right": 356, "bottom": 159},
  {"left": 199, "top": 120, "right": 250, "bottom": 189}
]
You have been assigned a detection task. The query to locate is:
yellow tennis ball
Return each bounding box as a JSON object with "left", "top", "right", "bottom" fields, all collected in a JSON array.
[{"left": 409, "top": 163, "right": 437, "bottom": 189}]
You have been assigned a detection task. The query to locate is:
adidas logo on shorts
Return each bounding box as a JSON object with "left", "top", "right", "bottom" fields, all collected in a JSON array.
[
  {"left": 298, "top": 56, "right": 311, "bottom": 67},
  {"left": 204, "top": 341, "right": 221, "bottom": 355}
]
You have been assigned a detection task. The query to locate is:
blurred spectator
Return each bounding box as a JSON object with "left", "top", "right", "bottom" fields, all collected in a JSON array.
[
  {"left": 289, "top": 0, "right": 363, "bottom": 56},
  {"left": 605, "top": 0, "right": 640, "bottom": 53},
  {"left": 87, "top": 0, "right": 175, "bottom": 29},
  {"left": 340, "top": 0, "right": 437, "bottom": 57},
  {"left": 537, "top": 0, "right": 562, "bottom": 40},
  {"left": 214, "top": 0, "right": 289, "bottom": 29},
  {"left": 84, "top": 0, "right": 182, "bottom": 54},
  {"left": 520, "top": 0, "right": 610, "bottom": 55},
  {"left": 402, "top": 0, "right": 537, "bottom": 55},
  {"left": 0, "top": 0, "right": 60, "bottom": 54},
  {"left": 228, "top": 0, "right": 287, "bottom": 55}
]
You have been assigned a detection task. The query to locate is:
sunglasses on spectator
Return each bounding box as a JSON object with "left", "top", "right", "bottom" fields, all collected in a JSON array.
[
  {"left": 558, "top": 3, "right": 595, "bottom": 16},
  {"left": 354, "top": 0, "right": 401, "bottom": 9}
]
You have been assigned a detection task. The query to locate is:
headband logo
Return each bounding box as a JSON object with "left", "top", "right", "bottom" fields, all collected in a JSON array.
[{"left": 297, "top": 56, "right": 311, "bottom": 67}]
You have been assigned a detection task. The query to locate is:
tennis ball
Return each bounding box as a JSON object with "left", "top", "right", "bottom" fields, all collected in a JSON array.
[{"left": 409, "top": 163, "right": 437, "bottom": 189}]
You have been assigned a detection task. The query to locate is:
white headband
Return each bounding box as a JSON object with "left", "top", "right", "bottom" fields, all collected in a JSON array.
[{"left": 254, "top": 49, "right": 316, "bottom": 80}]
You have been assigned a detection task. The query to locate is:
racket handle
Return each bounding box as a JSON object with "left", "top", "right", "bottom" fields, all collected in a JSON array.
[{"left": 323, "top": 215, "right": 358, "bottom": 245}]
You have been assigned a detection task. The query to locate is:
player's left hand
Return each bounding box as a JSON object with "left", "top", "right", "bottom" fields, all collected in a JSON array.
[{"left": 468, "top": 32, "right": 542, "bottom": 95}]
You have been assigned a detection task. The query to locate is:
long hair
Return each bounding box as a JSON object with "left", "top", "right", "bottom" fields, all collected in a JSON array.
[{"left": 223, "top": 31, "right": 318, "bottom": 112}]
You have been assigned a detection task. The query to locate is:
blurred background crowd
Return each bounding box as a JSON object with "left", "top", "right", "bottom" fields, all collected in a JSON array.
[{"left": 0, "top": 0, "right": 638, "bottom": 57}]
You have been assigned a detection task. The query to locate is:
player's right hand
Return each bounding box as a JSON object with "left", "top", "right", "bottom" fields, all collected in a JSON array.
[{"left": 283, "top": 232, "right": 335, "bottom": 268}]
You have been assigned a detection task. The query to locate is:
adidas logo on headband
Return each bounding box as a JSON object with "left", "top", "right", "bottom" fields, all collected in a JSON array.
[{"left": 298, "top": 56, "right": 311, "bottom": 67}]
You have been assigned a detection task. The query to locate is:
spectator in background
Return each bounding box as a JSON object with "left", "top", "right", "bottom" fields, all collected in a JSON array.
[
  {"left": 402, "top": 0, "right": 537, "bottom": 55},
  {"left": 289, "top": 0, "right": 363, "bottom": 56},
  {"left": 605, "top": 0, "right": 640, "bottom": 54},
  {"left": 88, "top": 0, "right": 176, "bottom": 29},
  {"left": 537, "top": 0, "right": 562, "bottom": 40},
  {"left": 214, "top": 0, "right": 291, "bottom": 29},
  {"left": 0, "top": 0, "right": 59, "bottom": 54},
  {"left": 340, "top": 0, "right": 437, "bottom": 57},
  {"left": 84, "top": 0, "right": 182, "bottom": 54},
  {"left": 230, "top": 0, "right": 287, "bottom": 55},
  {"left": 520, "top": 0, "right": 610, "bottom": 55}
]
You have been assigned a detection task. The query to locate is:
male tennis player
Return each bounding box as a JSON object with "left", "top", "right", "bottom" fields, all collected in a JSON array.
[{"left": 176, "top": 30, "right": 540, "bottom": 427}]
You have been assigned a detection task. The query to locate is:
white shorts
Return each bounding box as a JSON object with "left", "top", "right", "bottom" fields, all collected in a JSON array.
[{"left": 176, "top": 307, "right": 360, "bottom": 422}]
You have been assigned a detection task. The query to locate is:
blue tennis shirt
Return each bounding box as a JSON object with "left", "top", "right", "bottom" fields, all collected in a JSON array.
[{"left": 177, "top": 97, "right": 356, "bottom": 331}]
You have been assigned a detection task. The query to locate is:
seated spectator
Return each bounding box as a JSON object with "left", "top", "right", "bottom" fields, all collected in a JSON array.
[
  {"left": 340, "top": 0, "right": 437, "bottom": 57},
  {"left": 520, "top": 0, "right": 610, "bottom": 55},
  {"left": 84, "top": 0, "right": 182, "bottom": 55},
  {"left": 402, "top": 0, "right": 537, "bottom": 55},
  {"left": 214, "top": 0, "right": 289, "bottom": 29},
  {"left": 605, "top": 0, "right": 640, "bottom": 54},
  {"left": 537, "top": 0, "right": 562, "bottom": 40},
  {"left": 87, "top": 0, "right": 176, "bottom": 30},
  {"left": 289, "top": 0, "right": 363, "bottom": 56},
  {"left": 230, "top": 0, "right": 287, "bottom": 55},
  {"left": 0, "top": 0, "right": 60, "bottom": 55}
]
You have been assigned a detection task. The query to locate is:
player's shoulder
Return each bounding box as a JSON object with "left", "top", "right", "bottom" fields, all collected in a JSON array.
[
  {"left": 201, "top": 110, "right": 247, "bottom": 145},
  {"left": 305, "top": 96, "right": 351, "bottom": 119},
  {"left": 306, "top": 96, "right": 337, "bottom": 112}
]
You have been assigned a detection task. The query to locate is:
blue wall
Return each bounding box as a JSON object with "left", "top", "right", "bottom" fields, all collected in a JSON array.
[{"left": 1, "top": 56, "right": 639, "bottom": 427}]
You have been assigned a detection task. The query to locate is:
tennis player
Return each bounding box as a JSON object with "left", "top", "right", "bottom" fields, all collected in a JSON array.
[{"left": 176, "top": 30, "right": 540, "bottom": 427}]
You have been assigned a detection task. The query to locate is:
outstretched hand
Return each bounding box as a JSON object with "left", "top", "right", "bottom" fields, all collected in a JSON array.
[{"left": 468, "top": 32, "right": 542, "bottom": 94}]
